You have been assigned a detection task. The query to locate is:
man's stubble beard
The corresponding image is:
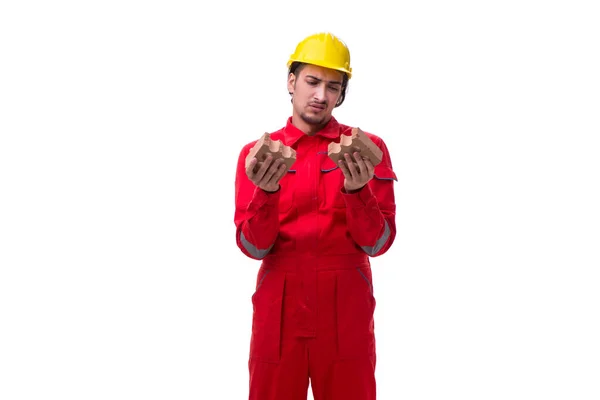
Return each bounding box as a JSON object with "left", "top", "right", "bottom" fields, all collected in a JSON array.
[{"left": 299, "top": 110, "right": 328, "bottom": 128}]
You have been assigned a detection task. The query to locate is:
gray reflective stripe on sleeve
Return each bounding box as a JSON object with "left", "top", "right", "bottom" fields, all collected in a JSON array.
[
  {"left": 361, "top": 220, "right": 390, "bottom": 256},
  {"left": 240, "top": 231, "right": 273, "bottom": 259}
]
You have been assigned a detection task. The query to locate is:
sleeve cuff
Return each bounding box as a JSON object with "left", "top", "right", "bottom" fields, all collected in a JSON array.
[
  {"left": 342, "top": 184, "right": 375, "bottom": 207},
  {"left": 250, "top": 186, "right": 281, "bottom": 208}
]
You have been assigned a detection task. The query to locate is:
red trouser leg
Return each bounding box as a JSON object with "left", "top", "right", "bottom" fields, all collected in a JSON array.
[
  {"left": 309, "top": 268, "right": 377, "bottom": 400},
  {"left": 309, "top": 352, "right": 377, "bottom": 400},
  {"left": 248, "top": 337, "right": 310, "bottom": 400},
  {"left": 248, "top": 266, "right": 377, "bottom": 400},
  {"left": 248, "top": 270, "right": 310, "bottom": 400}
]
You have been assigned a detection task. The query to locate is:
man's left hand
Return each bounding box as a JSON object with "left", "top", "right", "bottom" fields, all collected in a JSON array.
[{"left": 338, "top": 151, "right": 374, "bottom": 193}]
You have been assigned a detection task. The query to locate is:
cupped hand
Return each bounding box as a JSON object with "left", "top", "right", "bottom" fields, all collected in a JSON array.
[
  {"left": 338, "top": 151, "right": 374, "bottom": 193},
  {"left": 246, "top": 154, "right": 289, "bottom": 193}
]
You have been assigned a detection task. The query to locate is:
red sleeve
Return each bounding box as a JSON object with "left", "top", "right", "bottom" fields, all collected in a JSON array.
[
  {"left": 342, "top": 137, "right": 397, "bottom": 257},
  {"left": 234, "top": 143, "right": 281, "bottom": 260}
]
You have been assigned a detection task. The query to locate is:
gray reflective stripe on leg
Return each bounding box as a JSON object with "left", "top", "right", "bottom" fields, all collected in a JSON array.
[
  {"left": 240, "top": 231, "right": 273, "bottom": 259},
  {"left": 256, "top": 270, "right": 269, "bottom": 290},
  {"left": 357, "top": 268, "right": 373, "bottom": 294},
  {"left": 361, "top": 220, "right": 390, "bottom": 256}
]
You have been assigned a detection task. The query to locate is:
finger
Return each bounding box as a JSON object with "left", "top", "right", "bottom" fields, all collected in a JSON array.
[
  {"left": 364, "top": 158, "right": 375, "bottom": 177},
  {"left": 353, "top": 151, "right": 367, "bottom": 174},
  {"left": 246, "top": 157, "right": 258, "bottom": 178},
  {"left": 255, "top": 154, "right": 273, "bottom": 181},
  {"left": 344, "top": 153, "right": 359, "bottom": 177},
  {"left": 270, "top": 162, "right": 289, "bottom": 184},
  {"left": 338, "top": 159, "right": 351, "bottom": 179},
  {"left": 261, "top": 158, "right": 283, "bottom": 184}
]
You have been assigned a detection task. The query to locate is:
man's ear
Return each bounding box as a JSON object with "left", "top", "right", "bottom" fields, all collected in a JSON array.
[{"left": 287, "top": 73, "right": 296, "bottom": 95}]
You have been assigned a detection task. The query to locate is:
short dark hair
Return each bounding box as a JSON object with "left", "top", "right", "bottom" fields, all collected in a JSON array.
[{"left": 288, "top": 62, "right": 349, "bottom": 107}]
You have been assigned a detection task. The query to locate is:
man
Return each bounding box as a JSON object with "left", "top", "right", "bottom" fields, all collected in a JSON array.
[{"left": 234, "top": 32, "right": 397, "bottom": 400}]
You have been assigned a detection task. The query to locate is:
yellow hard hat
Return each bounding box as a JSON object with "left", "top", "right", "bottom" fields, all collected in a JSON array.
[{"left": 287, "top": 32, "right": 352, "bottom": 79}]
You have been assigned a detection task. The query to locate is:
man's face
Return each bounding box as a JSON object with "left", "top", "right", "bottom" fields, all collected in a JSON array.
[{"left": 287, "top": 64, "right": 344, "bottom": 128}]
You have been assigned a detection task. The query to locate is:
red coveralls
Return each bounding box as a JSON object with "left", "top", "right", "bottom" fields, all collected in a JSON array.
[{"left": 234, "top": 117, "right": 397, "bottom": 400}]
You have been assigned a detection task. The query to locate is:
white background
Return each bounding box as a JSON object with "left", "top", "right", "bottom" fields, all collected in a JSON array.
[{"left": 1, "top": 0, "right": 599, "bottom": 399}]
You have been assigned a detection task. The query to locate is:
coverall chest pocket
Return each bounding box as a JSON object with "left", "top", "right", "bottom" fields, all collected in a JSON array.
[{"left": 373, "top": 163, "right": 398, "bottom": 183}]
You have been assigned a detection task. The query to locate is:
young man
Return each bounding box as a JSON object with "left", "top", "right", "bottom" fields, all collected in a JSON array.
[{"left": 234, "top": 32, "right": 397, "bottom": 400}]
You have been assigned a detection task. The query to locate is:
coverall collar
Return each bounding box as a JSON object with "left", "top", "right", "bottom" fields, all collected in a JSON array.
[{"left": 282, "top": 116, "right": 341, "bottom": 147}]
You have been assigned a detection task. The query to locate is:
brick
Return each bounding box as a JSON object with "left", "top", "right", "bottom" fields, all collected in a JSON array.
[
  {"left": 245, "top": 132, "right": 297, "bottom": 171},
  {"left": 328, "top": 127, "right": 383, "bottom": 167}
]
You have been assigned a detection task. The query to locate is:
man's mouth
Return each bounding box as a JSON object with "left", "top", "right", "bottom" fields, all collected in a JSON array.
[{"left": 309, "top": 103, "right": 326, "bottom": 111}]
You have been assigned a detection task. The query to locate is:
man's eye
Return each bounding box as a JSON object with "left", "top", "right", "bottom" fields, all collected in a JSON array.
[
  {"left": 328, "top": 86, "right": 340, "bottom": 92},
  {"left": 307, "top": 81, "right": 318, "bottom": 86}
]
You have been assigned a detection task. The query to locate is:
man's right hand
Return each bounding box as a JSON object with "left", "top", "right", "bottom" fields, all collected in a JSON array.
[{"left": 246, "top": 153, "right": 289, "bottom": 193}]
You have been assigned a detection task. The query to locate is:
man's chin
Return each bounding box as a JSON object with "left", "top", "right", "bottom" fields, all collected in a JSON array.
[{"left": 300, "top": 112, "right": 328, "bottom": 126}]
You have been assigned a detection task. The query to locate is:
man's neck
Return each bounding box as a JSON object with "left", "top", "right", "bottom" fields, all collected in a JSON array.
[{"left": 291, "top": 114, "right": 330, "bottom": 136}]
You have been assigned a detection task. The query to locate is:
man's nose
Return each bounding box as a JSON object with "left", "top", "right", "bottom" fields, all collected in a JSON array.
[{"left": 313, "top": 84, "right": 326, "bottom": 102}]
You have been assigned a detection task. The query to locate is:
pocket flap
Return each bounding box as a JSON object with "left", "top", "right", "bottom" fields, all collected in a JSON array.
[
  {"left": 374, "top": 164, "right": 398, "bottom": 181},
  {"left": 320, "top": 154, "right": 339, "bottom": 172}
]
